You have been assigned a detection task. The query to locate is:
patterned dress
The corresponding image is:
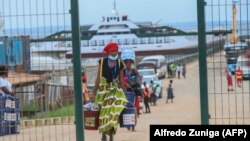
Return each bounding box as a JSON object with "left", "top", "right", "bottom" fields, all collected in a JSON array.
[{"left": 95, "top": 58, "right": 128, "bottom": 134}]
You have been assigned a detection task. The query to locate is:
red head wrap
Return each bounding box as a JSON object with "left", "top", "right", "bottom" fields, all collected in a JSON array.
[{"left": 103, "top": 42, "right": 118, "bottom": 53}]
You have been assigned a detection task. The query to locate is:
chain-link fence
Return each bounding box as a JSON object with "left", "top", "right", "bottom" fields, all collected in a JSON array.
[
  {"left": 205, "top": 0, "right": 250, "bottom": 124},
  {"left": 0, "top": 0, "right": 249, "bottom": 141},
  {"left": 0, "top": 0, "right": 76, "bottom": 140}
]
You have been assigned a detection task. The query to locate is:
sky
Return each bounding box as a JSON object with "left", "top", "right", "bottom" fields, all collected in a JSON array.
[
  {"left": 0, "top": 0, "right": 197, "bottom": 29},
  {"left": 0, "top": 0, "right": 249, "bottom": 29},
  {"left": 79, "top": 0, "right": 198, "bottom": 25}
]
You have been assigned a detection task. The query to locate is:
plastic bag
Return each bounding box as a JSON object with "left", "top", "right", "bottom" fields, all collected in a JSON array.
[{"left": 83, "top": 102, "right": 99, "bottom": 111}]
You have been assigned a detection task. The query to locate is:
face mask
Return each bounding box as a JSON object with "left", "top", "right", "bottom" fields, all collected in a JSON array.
[{"left": 108, "top": 55, "right": 118, "bottom": 61}]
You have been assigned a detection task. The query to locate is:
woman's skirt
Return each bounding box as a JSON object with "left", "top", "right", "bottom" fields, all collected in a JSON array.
[{"left": 96, "top": 79, "right": 128, "bottom": 134}]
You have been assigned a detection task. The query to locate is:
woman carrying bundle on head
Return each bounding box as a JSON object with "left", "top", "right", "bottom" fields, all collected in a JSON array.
[{"left": 121, "top": 49, "right": 142, "bottom": 131}]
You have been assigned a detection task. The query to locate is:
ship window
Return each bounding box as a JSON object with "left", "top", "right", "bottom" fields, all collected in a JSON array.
[
  {"left": 164, "top": 37, "right": 171, "bottom": 43},
  {"left": 118, "top": 39, "right": 122, "bottom": 45},
  {"left": 107, "top": 32, "right": 114, "bottom": 35},
  {"left": 98, "top": 40, "right": 105, "bottom": 46},
  {"left": 132, "top": 39, "right": 138, "bottom": 44},
  {"left": 122, "top": 16, "right": 127, "bottom": 21},
  {"left": 149, "top": 38, "right": 154, "bottom": 44},
  {"left": 146, "top": 30, "right": 152, "bottom": 34},
  {"left": 140, "top": 38, "right": 147, "bottom": 44},
  {"left": 90, "top": 40, "right": 97, "bottom": 46},
  {"left": 103, "top": 40, "right": 109, "bottom": 46},
  {"left": 82, "top": 41, "right": 88, "bottom": 47},
  {"left": 107, "top": 17, "right": 109, "bottom": 22},
  {"left": 99, "top": 24, "right": 128, "bottom": 30},
  {"left": 124, "top": 39, "right": 129, "bottom": 45},
  {"left": 156, "top": 37, "right": 163, "bottom": 43}
]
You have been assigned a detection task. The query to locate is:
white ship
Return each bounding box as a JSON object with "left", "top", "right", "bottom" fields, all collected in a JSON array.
[{"left": 31, "top": 0, "right": 224, "bottom": 59}]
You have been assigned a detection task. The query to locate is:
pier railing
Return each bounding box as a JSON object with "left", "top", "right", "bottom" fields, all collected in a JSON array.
[{"left": 165, "top": 37, "right": 225, "bottom": 65}]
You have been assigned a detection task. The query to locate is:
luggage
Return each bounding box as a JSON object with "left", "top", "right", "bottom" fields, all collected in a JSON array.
[
  {"left": 119, "top": 107, "right": 136, "bottom": 128},
  {"left": 83, "top": 102, "right": 100, "bottom": 130},
  {"left": 84, "top": 110, "right": 100, "bottom": 130}
]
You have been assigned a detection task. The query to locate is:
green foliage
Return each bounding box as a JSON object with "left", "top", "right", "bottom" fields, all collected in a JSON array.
[
  {"left": 21, "top": 101, "right": 39, "bottom": 112},
  {"left": 48, "top": 104, "right": 75, "bottom": 117}
]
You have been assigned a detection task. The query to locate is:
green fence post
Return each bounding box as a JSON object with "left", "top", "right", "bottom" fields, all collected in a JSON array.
[
  {"left": 70, "top": 0, "right": 84, "bottom": 140},
  {"left": 197, "top": 0, "right": 209, "bottom": 125}
]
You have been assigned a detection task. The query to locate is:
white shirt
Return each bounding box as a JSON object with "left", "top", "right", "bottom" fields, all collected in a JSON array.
[
  {"left": 176, "top": 66, "right": 182, "bottom": 72},
  {"left": 0, "top": 76, "right": 13, "bottom": 94}
]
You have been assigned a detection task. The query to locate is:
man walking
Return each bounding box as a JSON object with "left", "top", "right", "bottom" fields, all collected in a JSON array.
[{"left": 176, "top": 64, "right": 182, "bottom": 79}]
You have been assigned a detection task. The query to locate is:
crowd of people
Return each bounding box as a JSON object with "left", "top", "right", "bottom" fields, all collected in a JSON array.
[{"left": 167, "top": 63, "right": 186, "bottom": 79}]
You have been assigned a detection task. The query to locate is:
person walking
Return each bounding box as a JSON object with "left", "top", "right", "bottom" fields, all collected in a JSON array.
[
  {"left": 92, "top": 42, "right": 127, "bottom": 141},
  {"left": 166, "top": 84, "right": 174, "bottom": 103},
  {"left": 235, "top": 66, "right": 243, "bottom": 87},
  {"left": 176, "top": 64, "right": 182, "bottom": 79},
  {"left": 225, "top": 67, "right": 234, "bottom": 91},
  {"left": 121, "top": 49, "right": 142, "bottom": 131},
  {"left": 182, "top": 64, "right": 186, "bottom": 79},
  {"left": 142, "top": 82, "right": 151, "bottom": 113},
  {"left": 149, "top": 80, "right": 158, "bottom": 106},
  {"left": 167, "top": 64, "right": 171, "bottom": 78}
]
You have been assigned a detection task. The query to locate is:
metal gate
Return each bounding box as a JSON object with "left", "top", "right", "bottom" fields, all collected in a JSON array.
[
  {"left": 0, "top": 0, "right": 249, "bottom": 141},
  {"left": 203, "top": 0, "right": 250, "bottom": 124}
]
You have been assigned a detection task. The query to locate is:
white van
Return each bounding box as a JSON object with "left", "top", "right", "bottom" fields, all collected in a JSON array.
[
  {"left": 141, "top": 55, "right": 167, "bottom": 79},
  {"left": 236, "top": 55, "right": 250, "bottom": 79}
]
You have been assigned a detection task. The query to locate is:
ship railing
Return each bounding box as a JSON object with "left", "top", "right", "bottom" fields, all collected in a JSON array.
[{"left": 80, "top": 36, "right": 173, "bottom": 47}]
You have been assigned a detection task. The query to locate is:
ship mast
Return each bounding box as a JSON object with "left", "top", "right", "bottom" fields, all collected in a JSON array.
[
  {"left": 230, "top": 0, "right": 239, "bottom": 43},
  {"left": 112, "top": 0, "right": 118, "bottom": 15}
]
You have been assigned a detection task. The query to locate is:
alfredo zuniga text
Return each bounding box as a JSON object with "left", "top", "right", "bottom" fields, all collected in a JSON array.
[
  {"left": 150, "top": 125, "right": 249, "bottom": 140},
  {"left": 154, "top": 129, "right": 219, "bottom": 138}
]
